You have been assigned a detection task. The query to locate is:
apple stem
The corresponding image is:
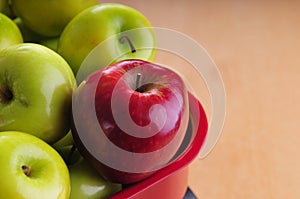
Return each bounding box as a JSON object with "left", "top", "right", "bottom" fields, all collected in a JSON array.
[
  {"left": 119, "top": 35, "right": 136, "bottom": 53},
  {"left": 136, "top": 73, "right": 142, "bottom": 90},
  {"left": 0, "top": 86, "right": 13, "bottom": 103},
  {"left": 67, "top": 144, "right": 77, "bottom": 165},
  {"left": 22, "top": 165, "right": 31, "bottom": 177}
]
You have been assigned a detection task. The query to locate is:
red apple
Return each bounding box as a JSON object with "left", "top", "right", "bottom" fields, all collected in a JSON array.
[{"left": 72, "top": 59, "right": 189, "bottom": 184}]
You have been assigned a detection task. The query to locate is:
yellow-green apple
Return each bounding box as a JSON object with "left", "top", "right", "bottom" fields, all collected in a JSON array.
[
  {"left": 0, "top": 0, "right": 14, "bottom": 18},
  {"left": 0, "top": 131, "right": 70, "bottom": 199},
  {"left": 71, "top": 59, "right": 189, "bottom": 184},
  {"left": 69, "top": 159, "right": 122, "bottom": 199},
  {"left": 10, "top": 0, "right": 99, "bottom": 37},
  {"left": 55, "top": 143, "right": 122, "bottom": 198},
  {"left": 52, "top": 132, "right": 78, "bottom": 166},
  {"left": 14, "top": 17, "right": 59, "bottom": 50},
  {"left": 0, "top": 0, "right": 8, "bottom": 13},
  {"left": 0, "top": 12, "right": 22, "bottom": 50},
  {"left": 39, "top": 36, "right": 59, "bottom": 51},
  {"left": 0, "top": 43, "right": 76, "bottom": 144},
  {"left": 0, "top": 0, "right": 9, "bottom": 15},
  {"left": 57, "top": 3, "right": 156, "bottom": 80},
  {"left": 13, "top": 17, "right": 44, "bottom": 42},
  {"left": 52, "top": 130, "right": 74, "bottom": 150},
  {"left": 38, "top": 37, "right": 59, "bottom": 51}
]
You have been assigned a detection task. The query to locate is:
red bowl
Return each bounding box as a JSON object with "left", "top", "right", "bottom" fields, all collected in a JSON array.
[{"left": 109, "top": 93, "right": 208, "bottom": 199}]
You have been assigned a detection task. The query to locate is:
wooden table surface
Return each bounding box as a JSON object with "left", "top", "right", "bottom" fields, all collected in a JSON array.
[{"left": 104, "top": 1, "right": 300, "bottom": 198}]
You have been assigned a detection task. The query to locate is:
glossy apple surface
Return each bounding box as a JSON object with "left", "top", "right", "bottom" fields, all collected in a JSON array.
[
  {"left": 0, "top": 43, "right": 76, "bottom": 144},
  {"left": 55, "top": 143, "right": 122, "bottom": 199},
  {"left": 10, "top": 0, "right": 98, "bottom": 37},
  {"left": 0, "top": 131, "right": 70, "bottom": 199},
  {"left": 58, "top": 3, "right": 156, "bottom": 79},
  {"left": 72, "top": 59, "right": 189, "bottom": 183},
  {"left": 0, "top": 12, "right": 22, "bottom": 50},
  {"left": 69, "top": 158, "right": 122, "bottom": 199}
]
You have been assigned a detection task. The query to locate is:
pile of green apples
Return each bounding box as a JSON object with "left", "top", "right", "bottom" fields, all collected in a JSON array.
[{"left": 0, "top": 0, "right": 190, "bottom": 199}]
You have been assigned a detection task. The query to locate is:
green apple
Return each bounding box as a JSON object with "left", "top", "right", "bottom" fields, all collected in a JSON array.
[
  {"left": 0, "top": 0, "right": 12, "bottom": 17},
  {"left": 13, "top": 17, "right": 44, "bottom": 42},
  {"left": 0, "top": 43, "right": 76, "bottom": 144},
  {"left": 39, "top": 36, "right": 59, "bottom": 51},
  {"left": 0, "top": 0, "right": 9, "bottom": 13},
  {"left": 0, "top": 12, "right": 22, "bottom": 50},
  {"left": 52, "top": 130, "right": 74, "bottom": 150},
  {"left": 14, "top": 17, "right": 59, "bottom": 50},
  {"left": 10, "top": 0, "right": 99, "bottom": 37},
  {"left": 56, "top": 145, "right": 82, "bottom": 166},
  {"left": 55, "top": 144, "right": 121, "bottom": 198},
  {"left": 57, "top": 3, "right": 156, "bottom": 80},
  {"left": 69, "top": 158, "right": 122, "bottom": 199},
  {"left": 0, "top": 131, "right": 70, "bottom": 199},
  {"left": 52, "top": 131, "right": 77, "bottom": 165}
]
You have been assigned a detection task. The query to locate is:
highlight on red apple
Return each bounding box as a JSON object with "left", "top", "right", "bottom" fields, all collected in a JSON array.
[{"left": 71, "top": 59, "right": 190, "bottom": 184}]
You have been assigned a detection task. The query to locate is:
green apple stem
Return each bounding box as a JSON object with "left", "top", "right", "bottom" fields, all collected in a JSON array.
[
  {"left": 0, "top": 86, "right": 13, "bottom": 103},
  {"left": 119, "top": 35, "right": 136, "bottom": 53},
  {"left": 67, "top": 144, "right": 77, "bottom": 165},
  {"left": 22, "top": 165, "right": 31, "bottom": 177}
]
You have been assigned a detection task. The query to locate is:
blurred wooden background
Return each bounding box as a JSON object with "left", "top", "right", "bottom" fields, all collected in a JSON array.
[{"left": 104, "top": 0, "right": 300, "bottom": 198}]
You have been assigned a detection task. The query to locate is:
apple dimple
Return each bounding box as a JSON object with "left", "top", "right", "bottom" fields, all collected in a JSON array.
[
  {"left": 21, "top": 165, "right": 31, "bottom": 177},
  {"left": 0, "top": 86, "right": 13, "bottom": 103},
  {"left": 135, "top": 83, "right": 164, "bottom": 93}
]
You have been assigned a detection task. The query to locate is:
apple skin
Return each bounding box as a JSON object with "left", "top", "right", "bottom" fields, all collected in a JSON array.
[
  {"left": 0, "top": 131, "right": 70, "bottom": 199},
  {"left": 10, "top": 0, "right": 99, "bottom": 37},
  {"left": 72, "top": 59, "right": 189, "bottom": 184},
  {"left": 52, "top": 130, "right": 74, "bottom": 150},
  {"left": 0, "top": 0, "right": 10, "bottom": 16},
  {"left": 0, "top": 0, "right": 15, "bottom": 18},
  {"left": 13, "top": 17, "right": 44, "bottom": 42},
  {"left": 55, "top": 144, "right": 122, "bottom": 199},
  {"left": 57, "top": 3, "right": 156, "bottom": 79},
  {"left": 69, "top": 156, "right": 122, "bottom": 199},
  {"left": 14, "top": 17, "right": 59, "bottom": 50},
  {"left": 0, "top": 12, "right": 23, "bottom": 50},
  {"left": 56, "top": 145, "right": 82, "bottom": 166},
  {"left": 0, "top": 0, "right": 9, "bottom": 13},
  {"left": 0, "top": 43, "right": 76, "bottom": 144},
  {"left": 39, "top": 36, "right": 59, "bottom": 52}
]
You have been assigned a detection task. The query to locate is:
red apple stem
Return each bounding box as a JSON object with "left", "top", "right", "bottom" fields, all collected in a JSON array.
[
  {"left": 136, "top": 73, "right": 142, "bottom": 90},
  {"left": 0, "top": 86, "right": 13, "bottom": 103},
  {"left": 22, "top": 165, "right": 31, "bottom": 177},
  {"left": 119, "top": 35, "right": 136, "bottom": 53}
]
